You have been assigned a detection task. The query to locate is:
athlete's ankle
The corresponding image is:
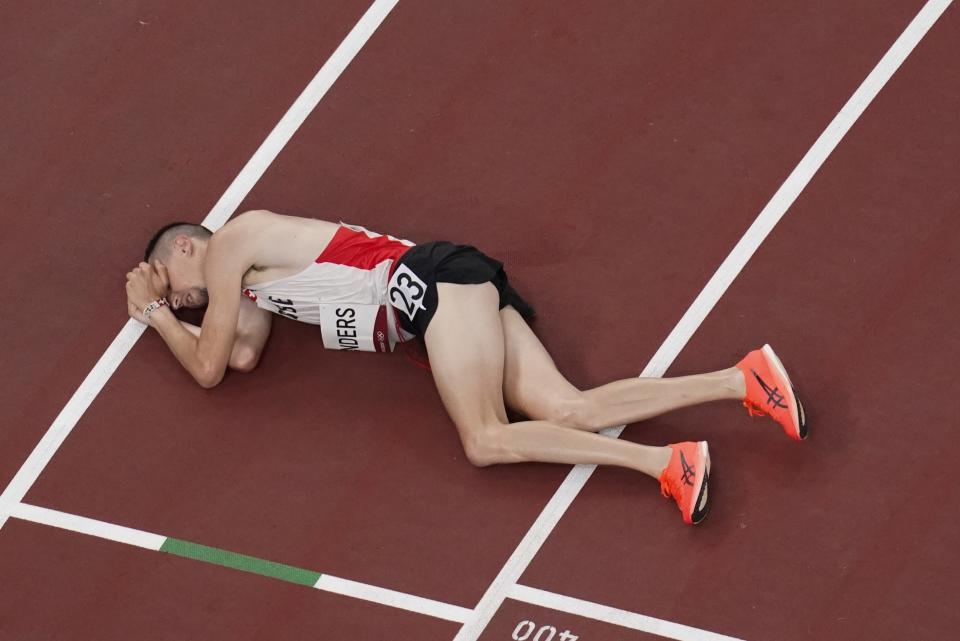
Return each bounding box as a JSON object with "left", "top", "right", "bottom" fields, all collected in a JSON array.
[
  {"left": 728, "top": 366, "right": 747, "bottom": 399},
  {"left": 655, "top": 446, "right": 672, "bottom": 478}
]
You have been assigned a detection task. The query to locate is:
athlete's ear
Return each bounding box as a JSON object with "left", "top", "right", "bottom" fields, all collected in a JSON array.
[{"left": 173, "top": 234, "right": 192, "bottom": 255}]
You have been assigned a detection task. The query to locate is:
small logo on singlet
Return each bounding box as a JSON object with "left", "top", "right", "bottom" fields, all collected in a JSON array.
[{"left": 388, "top": 264, "right": 428, "bottom": 321}]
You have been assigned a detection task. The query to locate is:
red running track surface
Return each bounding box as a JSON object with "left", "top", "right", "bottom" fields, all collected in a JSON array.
[
  {"left": 3, "top": 1, "right": 956, "bottom": 639},
  {"left": 0, "top": 0, "right": 371, "bottom": 491},
  {"left": 522, "top": 5, "right": 960, "bottom": 641},
  {"left": 0, "top": 518, "right": 459, "bottom": 640}
]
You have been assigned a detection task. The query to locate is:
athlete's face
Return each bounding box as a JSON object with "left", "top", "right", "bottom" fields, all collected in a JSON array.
[
  {"left": 159, "top": 236, "right": 209, "bottom": 310},
  {"left": 167, "top": 282, "right": 208, "bottom": 310}
]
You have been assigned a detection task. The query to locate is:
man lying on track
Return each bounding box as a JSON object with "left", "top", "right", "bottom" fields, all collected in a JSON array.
[{"left": 125, "top": 210, "right": 807, "bottom": 525}]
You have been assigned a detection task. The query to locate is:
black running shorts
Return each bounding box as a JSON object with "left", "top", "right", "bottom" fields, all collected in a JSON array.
[{"left": 389, "top": 241, "right": 535, "bottom": 338}]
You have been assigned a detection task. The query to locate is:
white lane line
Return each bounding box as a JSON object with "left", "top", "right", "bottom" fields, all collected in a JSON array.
[
  {"left": 10, "top": 502, "right": 166, "bottom": 550},
  {"left": 0, "top": 0, "right": 400, "bottom": 531},
  {"left": 509, "top": 584, "right": 745, "bottom": 641},
  {"left": 9, "top": 502, "right": 471, "bottom": 623},
  {"left": 204, "top": 0, "right": 399, "bottom": 230},
  {"left": 315, "top": 575, "right": 473, "bottom": 624},
  {"left": 0, "top": 326, "right": 145, "bottom": 527},
  {"left": 645, "top": 0, "right": 953, "bottom": 378},
  {"left": 452, "top": 2, "right": 953, "bottom": 639}
]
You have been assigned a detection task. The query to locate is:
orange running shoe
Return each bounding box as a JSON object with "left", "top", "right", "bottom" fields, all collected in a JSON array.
[
  {"left": 659, "top": 441, "right": 711, "bottom": 525},
  {"left": 737, "top": 344, "right": 808, "bottom": 441}
]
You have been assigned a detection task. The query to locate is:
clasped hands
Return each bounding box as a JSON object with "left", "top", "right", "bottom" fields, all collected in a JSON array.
[{"left": 125, "top": 261, "right": 171, "bottom": 325}]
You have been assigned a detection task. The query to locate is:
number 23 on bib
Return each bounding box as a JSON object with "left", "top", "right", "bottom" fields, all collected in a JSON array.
[{"left": 388, "top": 264, "right": 428, "bottom": 321}]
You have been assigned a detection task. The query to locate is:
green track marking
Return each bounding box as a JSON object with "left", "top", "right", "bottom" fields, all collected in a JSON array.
[{"left": 160, "top": 538, "right": 322, "bottom": 587}]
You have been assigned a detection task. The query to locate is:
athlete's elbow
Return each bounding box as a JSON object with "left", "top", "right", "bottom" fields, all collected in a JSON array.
[{"left": 195, "top": 364, "right": 226, "bottom": 389}]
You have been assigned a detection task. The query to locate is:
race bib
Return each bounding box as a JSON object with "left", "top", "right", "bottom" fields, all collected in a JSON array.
[
  {"left": 388, "top": 263, "right": 428, "bottom": 322},
  {"left": 318, "top": 303, "right": 391, "bottom": 352}
]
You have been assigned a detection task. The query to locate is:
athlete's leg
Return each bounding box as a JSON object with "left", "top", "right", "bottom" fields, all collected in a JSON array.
[
  {"left": 500, "top": 307, "right": 745, "bottom": 432},
  {"left": 424, "top": 283, "right": 670, "bottom": 478}
]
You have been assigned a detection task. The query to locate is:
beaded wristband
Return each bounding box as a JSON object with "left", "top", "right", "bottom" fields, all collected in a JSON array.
[{"left": 142, "top": 297, "right": 169, "bottom": 320}]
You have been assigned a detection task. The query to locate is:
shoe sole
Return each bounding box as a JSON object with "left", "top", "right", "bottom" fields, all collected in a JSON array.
[
  {"left": 761, "top": 344, "right": 808, "bottom": 440},
  {"left": 689, "top": 441, "right": 711, "bottom": 525}
]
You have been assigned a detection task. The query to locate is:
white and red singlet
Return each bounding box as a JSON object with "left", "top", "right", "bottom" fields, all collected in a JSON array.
[{"left": 241, "top": 223, "right": 416, "bottom": 352}]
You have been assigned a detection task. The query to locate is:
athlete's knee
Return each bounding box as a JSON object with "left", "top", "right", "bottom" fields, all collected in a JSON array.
[
  {"left": 230, "top": 347, "right": 260, "bottom": 373},
  {"left": 460, "top": 423, "right": 511, "bottom": 467},
  {"left": 549, "top": 393, "right": 603, "bottom": 430}
]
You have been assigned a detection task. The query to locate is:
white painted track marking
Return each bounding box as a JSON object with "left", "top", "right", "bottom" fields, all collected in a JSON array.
[
  {"left": 509, "top": 584, "right": 745, "bottom": 641},
  {"left": 8, "top": 502, "right": 471, "bottom": 623},
  {"left": 1, "top": 0, "right": 952, "bottom": 636},
  {"left": 453, "top": 1, "right": 954, "bottom": 639},
  {"left": 315, "top": 575, "right": 472, "bottom": 624},
  {"left": 0, "top": 0, "right": 400, "bottom": 531},
  {"left": 0, "top": 327, "right": 144, "bottom": 528},
  {"left": 11, "top": 502, "right": 166, "bottom": 550}
]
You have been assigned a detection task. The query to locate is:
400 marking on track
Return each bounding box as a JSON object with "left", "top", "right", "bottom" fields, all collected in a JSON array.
[{"left": 512, "top": 619, "right": 579, "bottom": 641}]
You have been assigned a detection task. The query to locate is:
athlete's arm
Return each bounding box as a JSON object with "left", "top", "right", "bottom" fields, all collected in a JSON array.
[
  {"left": 128, "top": 294, "right": 271, "bottom": 372},
  {"left": 134, "top": 227, "right": 253, "bottom": 388},
  {"left": 178, "top": 297, "right": 272, "bottom": 372}
]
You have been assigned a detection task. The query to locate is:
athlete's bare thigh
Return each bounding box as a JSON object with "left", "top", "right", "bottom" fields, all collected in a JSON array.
[
  {"left": 422, "top": 283, "right": 509, "bottom": 459},
  {"left": 500, "top": 306, "right": 582, "bottom": 422}
]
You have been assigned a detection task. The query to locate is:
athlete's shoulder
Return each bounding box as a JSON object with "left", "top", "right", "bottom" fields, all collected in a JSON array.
[
  {"left": 220, "top": 209, "right": 282, "bottom": 231},
  {"left": 220, "top": 210, "right": 338, "bottom": 233},
  {"left": 205, "top": 211, "right": 275, "bottom": 268},
  {"left": 210, "top": 211, "right": 341, "bottom": 272}
]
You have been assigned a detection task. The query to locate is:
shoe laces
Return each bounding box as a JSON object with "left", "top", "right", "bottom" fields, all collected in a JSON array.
[
  {"left": 659, "top": 471, "right": 680, "bottom": 501},
  {"left": 743, "top": 399, "right": 766, "bottom": 418}
]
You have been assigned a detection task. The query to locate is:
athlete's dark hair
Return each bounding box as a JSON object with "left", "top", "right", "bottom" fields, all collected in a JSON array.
[{"left": 143, "top": 222, "right": 213, "bottom": 263}]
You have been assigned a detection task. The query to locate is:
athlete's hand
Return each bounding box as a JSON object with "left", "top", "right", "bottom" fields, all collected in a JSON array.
[
  {"left": 127, "top": 299, "right": 148, "bottom": 324},
  {"left": 151, "top": 261, "right": 171, "bottom": 296},
  {"left": 125, "top": 262, "right": 169, "bottom": 310}
]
